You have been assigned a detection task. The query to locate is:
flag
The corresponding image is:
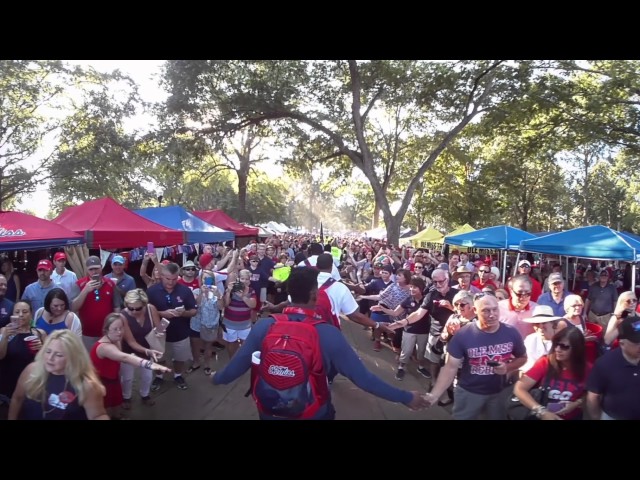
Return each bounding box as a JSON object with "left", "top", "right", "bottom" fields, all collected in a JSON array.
[{"left": 320, "top": 222, "right": 324, "bottom": 244}]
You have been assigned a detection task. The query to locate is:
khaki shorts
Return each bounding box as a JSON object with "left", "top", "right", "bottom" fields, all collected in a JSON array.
[{"left": 165, "top": 337, "right": 192, "bottom": 362}]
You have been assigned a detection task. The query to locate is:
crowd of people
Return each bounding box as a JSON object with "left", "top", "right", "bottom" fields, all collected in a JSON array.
[{"left": 0, "top": 233, "right": 638, "bottom": 420}]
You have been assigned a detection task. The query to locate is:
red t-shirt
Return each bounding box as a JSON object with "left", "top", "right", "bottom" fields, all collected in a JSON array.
[
  {"left": 525, "top": 356, "right": 592, "bottom": 420},
  {"left": 76, "top": 277, "right": 118, "bottom": 337},
  {"left": 178, "top": 277, "right": 199, "bottom": 291}
]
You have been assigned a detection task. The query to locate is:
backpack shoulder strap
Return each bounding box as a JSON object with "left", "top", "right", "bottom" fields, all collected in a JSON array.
[
  {"left": 270, "top": 313, "right": 290, "bottom": 324},
  {"left": 319, "top": 277, "right": 336, "bottom": 291},
  {"left": 304, "top": 259, "right": 312, "bottom": 267}
]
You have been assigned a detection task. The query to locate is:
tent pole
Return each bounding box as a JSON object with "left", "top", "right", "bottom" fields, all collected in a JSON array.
[
  {"left": 633, "top": 264, "right": 637, "bottom": 293},
  {"left": 502, "top": 250, "right": 508, "bottom": 284}
]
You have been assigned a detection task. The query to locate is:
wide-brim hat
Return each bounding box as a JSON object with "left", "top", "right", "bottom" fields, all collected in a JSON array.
[
  {"left": 523, "top": 305, "right": 563, "bottom": 323},
  {"left": 452, "top": 265, "right": 474, "bottom": 280}
]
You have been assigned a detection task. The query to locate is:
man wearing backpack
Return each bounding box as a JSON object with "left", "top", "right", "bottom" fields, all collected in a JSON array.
[{"left": 211, "top": 267, "right": 429, "bottom": 419}]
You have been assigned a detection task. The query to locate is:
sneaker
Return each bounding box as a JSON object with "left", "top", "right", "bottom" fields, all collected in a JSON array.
[
  {"left": 417, "top": 367, "right": 432, "bottom": 379},
  {"left": 373, "top": 340, "right": 382, "bottom": 352},
  {"left": 174, "top": 376, "right": 188, "bottom": 390},
  {"left": 150, "top": 377, "right": 164, "bottom": 392},
  {"left": 395, "top": 369, "right": 405, "bottom": 381}
]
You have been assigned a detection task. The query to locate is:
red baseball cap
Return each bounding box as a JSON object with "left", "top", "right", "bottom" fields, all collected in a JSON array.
[
  {"left": 53, "top": 252, "right": 66, "bottom": 262},
  {"left": 37, "top": 259, "right": 53, "bottom": 271},
  {"left": 199, "top": 253, "right": 214, "bottom": 269}
]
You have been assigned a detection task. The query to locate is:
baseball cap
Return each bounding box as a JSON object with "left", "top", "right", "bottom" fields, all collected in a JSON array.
[
  {"left": 518, "top": 260, "right": 531, "bottom": 268},
  {"left": 37, "top": 259, "right": 53, "bottom": 271},
  {"left": 523, "top": 305, "right": 564, "bottom": 324},
  {"left": 381, "top": 265, "right": 394, "bottom": 274},
  {"left": 373, "top": 262, "right": 384, "bottom": 268},
  {"left": 548, "top": 273, "right": 564, "bottom": 284},
  {"left": 111, "top": 255, "right": 125, "bottom": 265},
  {"left": 599, "top": 269, "right": 609, "bottom": 276},
  {"left": 199, "top": 253, "right": 214, "bottom": 269},
  {"left": 618, "top": 317, "right": 640, "bottom": 343},
  {"left": 53, "top": 252, "right": 66, "bottom": 262},
  {"left": 85, "top": 256, "right": 101, "bottom": 268}
]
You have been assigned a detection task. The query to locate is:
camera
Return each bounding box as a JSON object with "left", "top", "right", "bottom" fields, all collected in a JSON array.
[{"left": 231, "top": 280, "right": 244, "bottom": 293}]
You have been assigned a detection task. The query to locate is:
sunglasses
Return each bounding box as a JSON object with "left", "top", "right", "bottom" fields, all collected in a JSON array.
[
  {"left": 127, "top": 305, "right": 144, "bottom": 312},
  {"left": 433, "top": 279, "right": 448, "bottom": 285},
  {"left": 479, "top": 269, "right": 491, "bottom": 273},
  {"left": 250, "top": 260, "right": 259, "bottom": 263},
  {"left": 454, "top": 302, "right": 468, "bottom": 308},
  {"left": 513, "top": 291, "right": 531, "bottom": 298},
  {"left": 555, "top": 343, "right": 571, "bottom": 351},
  {"left": 183, "top": 267, "right": 196, "bottom": 272},
  {"left": 519, "top": 265, "right": 531, "bottom": 269}
]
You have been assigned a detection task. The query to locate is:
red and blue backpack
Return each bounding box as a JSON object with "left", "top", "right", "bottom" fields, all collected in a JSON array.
[{"left": 251, "top": 308, "right": 330, "bottom": 419}]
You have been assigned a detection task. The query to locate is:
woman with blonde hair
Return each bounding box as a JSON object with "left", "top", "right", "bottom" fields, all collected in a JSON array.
[
  {"left": 119, "top": 289, "right": 163, "bottom": 409},
  {"left": 603, "top": 291, "right": 638, "bottom": 347},
  {"left": 90, "top": 313, "right": 170, "bottom": 419},
  {"left": 9, "top": 329, "right": 109, "bottom": 420}
]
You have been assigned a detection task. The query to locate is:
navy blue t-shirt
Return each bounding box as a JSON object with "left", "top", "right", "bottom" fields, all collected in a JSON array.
[
  {"left": 586, "top": 347, "right": 640, "bottom": 420},
  {"left": 146, "top": 283, "right": 196, "bottom": 342},
  {"left": 447, "top": 321, "right": 526, "bottom": 395}
]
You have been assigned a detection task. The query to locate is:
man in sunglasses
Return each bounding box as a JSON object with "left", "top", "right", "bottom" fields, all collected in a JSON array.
[
  {"left": 471, "top": 264, "right": 497, "bottom": 291},
  {"left": 70, "top": 256, "right": 122, "bottom": 352},
  {"left": 178, "top": 260, "right": 199, "bottom": 291},
  {"left": 586, "top": 316, "right": 640, "bottom": 419},
  {"left": 498, "top": 275, "right": 538, "bottom": 340},
  {"left": 510, "top": 260, "right": 542, "bottom": 302}
]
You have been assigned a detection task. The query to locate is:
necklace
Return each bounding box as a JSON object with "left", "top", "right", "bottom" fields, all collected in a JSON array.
[{"left": 41, "top": 377, "right": 70, "bottom": 419}]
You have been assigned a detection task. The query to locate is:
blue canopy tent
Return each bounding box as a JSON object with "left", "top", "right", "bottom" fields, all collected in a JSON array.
[
  {"left": 444, "top": 225, "right": 537, "bottom": 282},
  {"left": 519, "top": 225, "right": 640, "bottom": 290},
  {"left": 134, "top": 206, "right": 235, "bottom": 244},
  {"left": 444, "top": 225, "right": 536, "bottom": 250}
]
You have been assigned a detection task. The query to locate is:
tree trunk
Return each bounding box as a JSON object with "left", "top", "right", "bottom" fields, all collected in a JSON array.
[
  {"left": 372, "top": 198, "right": 381, "bottom": 228},
  {"left": 236, "top": 170, "right": 248, "bottom": 222}
]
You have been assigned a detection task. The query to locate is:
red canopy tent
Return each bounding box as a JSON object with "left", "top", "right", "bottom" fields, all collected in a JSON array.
[
  {"left": 0, "top": 210, "right": 84, "bottom": 251},
  {"left": 192, "top": 209, "right": 258, "bottom": 237},
  {"left": 53, "top": 197, "right": 185, "bottom": 249}
]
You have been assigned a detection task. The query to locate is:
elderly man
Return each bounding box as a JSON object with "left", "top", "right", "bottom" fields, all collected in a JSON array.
[
  {"left": 452, "top": 266, "right": 482, "bottom": 294},
  {"left": 21, "top": 259, "right": 56, "bottom": 314},
  {"left": 51, "top": 252, "right": 78, "bottom": 299},
  {"left": 584, "top": 270, "right": 619, "bottom": 328},
  {"left": 586, "top": 316, "right": 640, "bottom": 419},
  {"left": 424, "top": 293, "right": 526, "bottom": 419},
  {"left": 499, "top": 275, "right": 538, "bottom": 340},
  {"left": 536, "top": 273, "right": 570, "bottom": 317}
]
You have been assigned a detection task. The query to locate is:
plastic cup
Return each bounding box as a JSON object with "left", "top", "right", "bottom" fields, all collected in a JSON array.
[
  {"left": 24, "top": 335, "right": 40, "bottom": 354},
  {"left": 251, "top": 351, "right": 261, "bottom": 365}
]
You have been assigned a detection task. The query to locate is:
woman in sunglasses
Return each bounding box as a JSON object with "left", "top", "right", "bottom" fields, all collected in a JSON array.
[
  {"left": 603, "top": 291, "right": 639, "bottom": 347},
  {"left": 118, "top": 289, "right": 165, "bottom": 410},
  {"left": 513, "top": 327, "right": 590, "bottom": 420}
]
